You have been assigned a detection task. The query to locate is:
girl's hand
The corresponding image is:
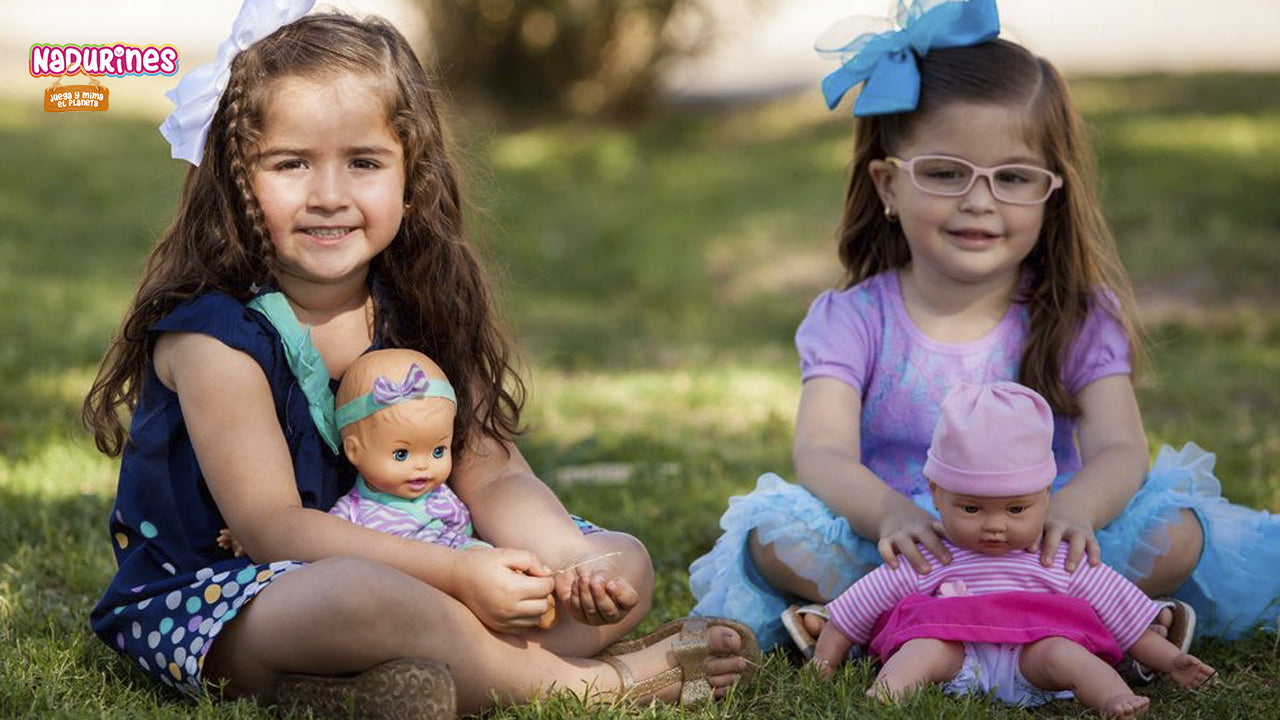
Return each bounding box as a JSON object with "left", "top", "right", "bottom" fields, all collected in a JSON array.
[
  {"left": 1034, "top": 509, "right": 1101, "bottom": 572},
  {"left": 552, "top": 552, "right": 639, "bottom": 626},
  {"left": 452, "top": 547, "right": 556, "bottom": 633},
  {"left": 877, "top": 504, "right": 951, "bottom": 574}
]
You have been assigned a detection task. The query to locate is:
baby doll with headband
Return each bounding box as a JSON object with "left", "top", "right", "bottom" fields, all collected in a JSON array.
[
  {"left": 812, "top": 383, "right": 1215, "bottom": 718},
  {"left": 219, "top": 348, "right": 558, "bottom": 626}
]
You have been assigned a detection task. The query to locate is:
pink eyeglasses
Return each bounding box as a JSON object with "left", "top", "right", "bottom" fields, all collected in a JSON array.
[{"left": 886, "top": 155, "right": 1064, "bottom": 205}]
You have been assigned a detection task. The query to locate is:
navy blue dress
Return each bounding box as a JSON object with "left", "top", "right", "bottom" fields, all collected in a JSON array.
[{"left": 90, "top": 292, "right": 356, "bottom": 695}]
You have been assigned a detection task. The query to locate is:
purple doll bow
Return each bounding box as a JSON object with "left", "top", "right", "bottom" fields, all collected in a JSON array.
[{"left": 372, "top": 364, "right": 430, "bottom": 404}]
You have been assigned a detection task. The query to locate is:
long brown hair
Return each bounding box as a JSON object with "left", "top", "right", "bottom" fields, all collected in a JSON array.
[
  {"left": 836, "top": 39, "right": 1143, "bottom": 416},
  {"left": 83, "top": 13, "right": 524, "bottom": 457}
]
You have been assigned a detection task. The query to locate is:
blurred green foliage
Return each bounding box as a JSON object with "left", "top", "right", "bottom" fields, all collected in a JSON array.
[{"left": 419, "top": 0, "right": 719, "bottom": 116}]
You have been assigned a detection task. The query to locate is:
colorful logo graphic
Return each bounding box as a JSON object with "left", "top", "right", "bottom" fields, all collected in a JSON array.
[
  {"left": 30, "top": 43, "right": 179, "bottom": 78},
  {"left": 30, "top": 43, "right": 179, "bottom": 113}
]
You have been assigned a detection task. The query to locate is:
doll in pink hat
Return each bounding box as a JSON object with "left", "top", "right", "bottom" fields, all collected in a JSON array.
[{"left": 811, "top": 382, "right": 1215, "bottom": 718}]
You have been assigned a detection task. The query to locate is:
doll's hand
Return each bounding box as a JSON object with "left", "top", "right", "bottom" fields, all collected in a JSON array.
[
  {"left": 877, "top": 501, "right": 951, "bottom": 574},
  {"left": 216, "top": 528, "right": 245, "bottom": 558},
  {"left": 809, "top": 621, "right": 854, "bottom": 681},
  {"left": 552, "top": 552, "right": 639, "bottom": 626},
  {"left": 452, "top": 547, "right": 556, "bottom": 634},
  {"left": 1033, "top": 509, "right": 1100, "bottom": 572}
]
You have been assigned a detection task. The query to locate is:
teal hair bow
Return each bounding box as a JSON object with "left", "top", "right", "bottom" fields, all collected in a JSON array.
[{"left": 818, "top": 0, "right": 1000, "bottom": 117}]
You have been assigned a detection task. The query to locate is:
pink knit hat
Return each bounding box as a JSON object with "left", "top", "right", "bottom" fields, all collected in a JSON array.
[{"left": 923, "top": 381, "right": 1057, "bottom": 496}]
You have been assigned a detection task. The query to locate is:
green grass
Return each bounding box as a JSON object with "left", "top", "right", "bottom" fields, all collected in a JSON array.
[{"left": 2, "top": 72, "right": 1279, "bottom": 718}]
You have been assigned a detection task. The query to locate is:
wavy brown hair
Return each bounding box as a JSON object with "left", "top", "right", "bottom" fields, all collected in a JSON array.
[
  {"left": 83, "top": 13, "right": 524, "bottom": 457},
  {"left": 836, "top": 39, "right": 1143, "bottom": 416}
]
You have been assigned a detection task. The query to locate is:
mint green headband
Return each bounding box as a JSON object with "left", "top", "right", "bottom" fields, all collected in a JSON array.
[{"left": 334, "top": 363, "right": 456, "bottom": 430}]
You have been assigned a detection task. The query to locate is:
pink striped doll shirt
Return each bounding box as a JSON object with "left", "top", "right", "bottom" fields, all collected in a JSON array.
[{"left": 826, "top": 539, "right": 1162, "bottom": 662}]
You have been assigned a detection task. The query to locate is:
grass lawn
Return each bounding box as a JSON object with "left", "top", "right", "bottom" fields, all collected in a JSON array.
[{"left": 1, "top": 71, "right": 1278, "bottom": 718}]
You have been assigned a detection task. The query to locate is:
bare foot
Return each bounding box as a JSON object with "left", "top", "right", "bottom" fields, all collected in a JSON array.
[
  {"left": 864, "top": 679, "right": 914, "bottom": 703},
  {"left": 802, "top": 612, "right": 826, "bottom": 638},
  {"left": 1149, "top": 606, "right": 1172, "bottom": 639},
  {"left": 604, "top": 624, "right": 750, "bottom": 704},
  {"left": 1168, "top": 652, "right": 1215, "bottom": 689},
  {"left": 1102, "top": 692, "right": 1150, "bottom": 718}
]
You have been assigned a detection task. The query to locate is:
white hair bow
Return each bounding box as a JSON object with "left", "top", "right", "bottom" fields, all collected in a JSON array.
[{"left": 159, "top": 0, "right": 316, "bottom": 165}]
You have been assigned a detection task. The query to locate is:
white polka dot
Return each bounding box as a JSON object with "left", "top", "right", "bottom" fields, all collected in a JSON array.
[
  {"left": 139, "top": 657, "right": 149, "bottom": 671},
  {"left": 162, "top": 562, "right": 176, "bottom": 575},
  {"left": 212, "top": 571, "right": 230, "bottom": 583},
  {"left": 199, "top": 618, "right": 214, "bottom": 635},
  {"left": 154, "top": 651, "right": 166, "bottom": 668},
  {"left": 209, "top": 621, "right": 224, "bottom": 636},
  {"left": 131, "top": 622, "right": 141, "bottom": 639},
  {"left": 174, "top": 647, "right": 187, "bottom": 665},
  {"left": 137, "top": 598, "right": 151, "bottom": 611},
  {"left": 189, "top": 637, "right": 204, "bottom": 654},
  {"left": 213, "top": 601, "right": 228, "bottom": 619},
  {"left": 147, "top": 631, "right": 161, "bottom": 649},
  {"left": 170, "top": 627, "right": 185, "bottom": 644},
  {"left": 244, "top": 582, "right": 260, "bottom": 596},
  {"left": 232, "top": 596, "right": 246, "bottom": 609},
  {"left": 196, "top": 567, "right": 215, "bottom": 581},
  {"left": 222, "top": 581, "right": 240, "bottom": 598},
  {"left": 165, "top": 591, "right": 182, "bottom": 610},
  {"left": 185, "top": 655, "right": 199, "bottom": 676}
]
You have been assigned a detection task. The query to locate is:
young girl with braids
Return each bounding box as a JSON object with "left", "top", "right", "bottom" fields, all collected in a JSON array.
[
  {"left": 84, "top": 3, "right": 755, "bottom": 717},
  {"left": 689, "top": 0, "right": 1280, "bottom": 666}
]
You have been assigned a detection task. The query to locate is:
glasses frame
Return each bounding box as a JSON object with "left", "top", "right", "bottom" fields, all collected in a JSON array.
[{"left": 885, "top": 155, "right": 1064, "bottom": 205}]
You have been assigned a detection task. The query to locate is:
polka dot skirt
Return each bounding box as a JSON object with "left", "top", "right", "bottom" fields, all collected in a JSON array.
[{"left": 106, "top": 560, "right": 305, "bottom": 696}]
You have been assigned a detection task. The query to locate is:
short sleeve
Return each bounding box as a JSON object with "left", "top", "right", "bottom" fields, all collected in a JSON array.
[
  {"left": 151, "top": 293, "right": 279, "bottom": 375},
  {"left": 796, "top": 288, "right": 876, "bottom": 393},
  {"left": 1062, "top": 293, "right": 1132, "bottom": 394}
]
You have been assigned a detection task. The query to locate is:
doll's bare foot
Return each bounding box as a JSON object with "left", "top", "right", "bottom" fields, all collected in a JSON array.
[
  {"left": 1168, "top": 652, "right": 1215, "bottom": 689},
  {"left": 1102, "top": 692, "right": 1149, "bottom": 718}
]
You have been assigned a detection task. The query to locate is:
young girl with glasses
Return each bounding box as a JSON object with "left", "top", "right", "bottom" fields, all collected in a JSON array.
[{"left": 688, "top": 0, "right": 1280, "bottom": 669}]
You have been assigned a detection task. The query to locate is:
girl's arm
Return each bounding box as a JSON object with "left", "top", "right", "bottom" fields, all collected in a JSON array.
[
  {"left": 1040, "top": 374, "right": 1149, "bottom": 570},
  {"left": 794, "top": 377, "right": 951, "bottom": 574},
  {"left": 449, "top": 436, "right": 587, "bottom": 570},
  {"left": 157, "top": 332, "right": 555, "bottom": 632}
]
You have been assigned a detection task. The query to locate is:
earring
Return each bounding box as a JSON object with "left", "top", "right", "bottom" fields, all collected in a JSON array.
[{"left": 884, "top": 205, "right": 898, "bottom": 222}]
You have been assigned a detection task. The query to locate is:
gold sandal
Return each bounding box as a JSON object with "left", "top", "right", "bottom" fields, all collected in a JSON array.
[
  {"left": 598, "top": 616, "right": 760, "bottom": 708},
  {"left": 276, "top": 657, "right": 456, "bottom": 720}
]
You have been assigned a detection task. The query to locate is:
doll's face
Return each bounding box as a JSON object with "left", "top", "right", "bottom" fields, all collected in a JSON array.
[
  {"left": 930, "top": 483, "right": 1049, "bottom": 555},
  {"left": 344, "top": 398, "right": 454, "bottom": 499}
]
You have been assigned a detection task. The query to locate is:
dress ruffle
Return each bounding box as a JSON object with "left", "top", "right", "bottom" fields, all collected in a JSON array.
[
  {"left": 689, "top": 473, "right": 883, "bottom": 650},
  {"left": 1097, "top": 443, "right": 1280, "bottom": 639}
]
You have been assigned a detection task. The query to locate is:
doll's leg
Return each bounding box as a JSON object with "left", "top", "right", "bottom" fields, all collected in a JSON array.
[
  {"left": 535, "top": 530, "right": 653, "bottom": 656},
  {"left": 1019, "top": 636, "right": 1148, "bottom": 718},
  {"left": 202, "top": 556, "right": 750, "bottom": 714},
  {"left": 866, "top": 638, "right": 965, "bottom": 702},
  {"left": 1135, "top": 509, "right": 1203, "bottom": 597}
]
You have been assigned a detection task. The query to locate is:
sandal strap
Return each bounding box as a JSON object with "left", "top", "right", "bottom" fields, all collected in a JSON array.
[{"left": 673, "top": 618, "right": 712, "bottom": 706}]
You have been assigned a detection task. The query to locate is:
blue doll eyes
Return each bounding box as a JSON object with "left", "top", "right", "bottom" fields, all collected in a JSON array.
[
  {"left": 393, "top": 449, "right": 409, "bottom": 462},
  {"left": 432, "top": 446, "right": 446, "bottom": 459}
]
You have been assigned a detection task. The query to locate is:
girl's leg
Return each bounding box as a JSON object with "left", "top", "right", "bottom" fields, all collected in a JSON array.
[
  {"left": 867, "top": 638, "right": 964, "bottom": 701},
  {"left": 1019, "top": 637, "right": 1149, "bottom": 718},
  {"left": 203, "top": 556, "right": 748, "bottom": 714},
  {"left": 748, "top": 529, "right": 827, "bottom": 602},
  {"left": 1135, "top": 509, "right": 1203, "bottom": 597},
  {"left": 536, "top": 531, "right": 653, "bottom": 657}
]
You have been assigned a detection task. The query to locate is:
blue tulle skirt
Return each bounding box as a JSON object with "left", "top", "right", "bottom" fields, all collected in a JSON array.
[{"left": 689, "top": 443, "right": 1280, "bottom": 651}]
